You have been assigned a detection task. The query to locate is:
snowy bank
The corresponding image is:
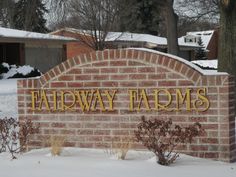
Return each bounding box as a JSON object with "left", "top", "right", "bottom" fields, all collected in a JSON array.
[
  {"left": 0, "top": 148, "right": 235, "bottom": 177},
  {"left": 0, "top": 79, "right": 18, "bottom": 118}
]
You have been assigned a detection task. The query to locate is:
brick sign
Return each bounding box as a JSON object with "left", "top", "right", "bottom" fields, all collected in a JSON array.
[{"left": 17, "top": 49, "right": 236, "bottom": 162}]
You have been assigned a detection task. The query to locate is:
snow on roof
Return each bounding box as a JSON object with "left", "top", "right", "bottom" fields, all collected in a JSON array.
[
  {"left": 180, "top": 30, "right": 214, "bottom": 49},
  {"left": 105, "top": 32, "right": 167, "bottom": 46},
  {"left": 0, "top": 27, "right": 75, "bottom": 41},
  {"left": 51, "top": 28, "right": 215, "bottom": 48},
  {"left": 50, "top": 27, "right": 92, "bottom": 37}
]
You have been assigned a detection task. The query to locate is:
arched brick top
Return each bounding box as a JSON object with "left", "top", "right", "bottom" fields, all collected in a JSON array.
[
  {"left": 17, "top": 48, "right": 229, "bottom": 89},
  {"left": 41, "top": 49, "right": 204, "bottom": 86}
]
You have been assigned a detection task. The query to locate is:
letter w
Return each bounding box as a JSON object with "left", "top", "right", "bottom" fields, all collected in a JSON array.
[{"left": 76, "top": 90, "right": 94, "bottom": 111}]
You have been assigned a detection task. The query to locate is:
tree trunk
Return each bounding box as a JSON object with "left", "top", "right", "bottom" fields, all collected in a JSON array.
[
  {"left": 218, "top": 0, "right": 236, "bottom": 111},
  {"left": 218, "top": 1, "right": 236, "bottom": 76},
  {"left": 165, "top": 0, "right": 179, "bottom": 56}
]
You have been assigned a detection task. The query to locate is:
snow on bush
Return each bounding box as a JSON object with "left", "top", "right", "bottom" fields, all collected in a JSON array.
[
  {"left": 0, "top": 62, "right": 10, "bottom": 75},
  {"left": 0, "top": 62, "right": 41, "bottom": 79}
]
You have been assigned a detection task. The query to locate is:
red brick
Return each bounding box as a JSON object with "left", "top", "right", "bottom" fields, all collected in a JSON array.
[
  {"left": 93, "top": 75, "right": 109, "bottom": 80},
  {"left": 58, "top": 75, "right": 74, "bottom": 81},
  {"left": 119, "top": 68, "right": 137, "bottom": 73},
  {"left": 138, "top": 67, "right": 155, "bottom": 73},
  {"left": 110, "top": 75, "right": 128, "bottom": 80},
  {"left": 67, "top": 82, "right": 83, "bottom": 87},
  {"left": 92, "top": 61, "right": 109, "bottom": 67},
  {"left": 102, "top": 81, "right": 118, "bottom": 87},
  {"left": 84, "top": 82, "right": 100, "bottom": 87},
  {"left": 158, "top": 81, "right": 176, "bottom": 87},
  {"left": 101, "top": 68, "right": 118, "bottom": 73},
  {"left": 51, "top": 82, "right": 67, "bottom": 88},
  {"left": 110, "top": 60, "right": 127, "bottom": 66},
  {"left": 119, "top": 82, "right": 137, "bottom": 87},
  {"left": 51, "top": 123, "right": 66, "bottom": 128},
  {"left": 75, "top": 75, "right": 91, "bottom": 80},
  {"left": 129, "top": 74, "right": 146, "bottom": 80},
  {"left": 83, "top": 68, "right": 99, "bottom": 74}
]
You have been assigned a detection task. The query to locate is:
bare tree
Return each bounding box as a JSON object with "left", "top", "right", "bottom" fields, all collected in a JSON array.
[
  {"left": 0, "top": 0, "right": 15, "bottom": 28},
  {"left": 175, "top": 0, "right": 219, "bottom": 22},
  {"left": 70, "top": 0, "right": 121, "bottom": 50},
  {"left": 48, "top": 0, "right": 121, "bottom": 50},
  {"left": 47, "top": 0, "right": 71, "bottom": 27}
]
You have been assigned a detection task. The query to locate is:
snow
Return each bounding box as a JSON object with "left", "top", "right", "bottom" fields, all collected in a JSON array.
[
  {"left": 179, "top": 30, "right": 214, "bottom": 49},
  {"left": 187, "top": 30, "right": 214, "bottom": 48},
  {"left": 2, "top": 62, "right": 10, "bottom": 69},
  {"left": 0, "top": 148, "right": 235, "bottom": 177},
  {"left": 53, "top": 28, "right": 204, "bottom": 48},
  {"left": 1, "top": 64, "right": 38, "bottom": 79},
  {"left": 192, "top": 60, "right": 218, "bottom": 69},
  {"left": 106, "top": 31, "right": 214, "bottom": 49},
  {"left": 0, "top": 27, "right": 75, "bottom": 41},
  {"left": 0, "top": 79, "right": 17, "bottom": 119},
  {"left": 106, "top": 32, "right": 167, "bottom": 46}
]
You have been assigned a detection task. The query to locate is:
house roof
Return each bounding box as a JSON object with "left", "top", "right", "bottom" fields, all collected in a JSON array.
[
  {"left": 0, "top": 27, "right": 75, "bottom": 42},
  {"left": 50, "top": 28, "right": 215, "bottom": 49},
  {"left": 50, "top": 27, "right": 92, "bottom": 37},
  {"left": 179, "top": 30, "right": 214, "bottom": 49},
  {"left": 105, "top": 32, "right": 167, "bottom": 46}
]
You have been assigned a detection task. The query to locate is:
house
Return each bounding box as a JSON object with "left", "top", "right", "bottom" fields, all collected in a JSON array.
[
  {"left": 51, "top": 28, "right": 218, "bottom": 61},
  {"left": 0, "top": 27, "right": 75, "bottom": 73},
  {"left": 105, "top": 32, "right": 202, "bottom": 61},
  {"left": 50, "top": 28, "right": 95, "bottom": 58},
  {"left": 179, "top": 30, "right": 218, "bottom": 60}
]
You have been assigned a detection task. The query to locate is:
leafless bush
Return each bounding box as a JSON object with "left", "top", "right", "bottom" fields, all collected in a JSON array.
[
  {"left": 0, "top": 118, "right": 39, "bottom": 159},
  {"left": 134, "top": 116, "right": 203, "bottom": 166}
]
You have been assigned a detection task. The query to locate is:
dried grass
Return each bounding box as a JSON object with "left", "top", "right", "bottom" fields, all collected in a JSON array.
[
  {"left": 105, "top": 137, "right": 133, "bottom": 160},
  {"left": 46, "top": 136, "right": 66, "bottom": 156}
]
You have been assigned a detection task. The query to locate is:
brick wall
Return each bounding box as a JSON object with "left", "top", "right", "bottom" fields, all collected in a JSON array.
[
  {"left": 17, "top": 49, "right": 236, "bottom": 162},
  {"left": 207, "top": 30, "right": 219, "bottom": 60},
  {"left": 52, "top": 30, "right": 95, "bottom": 58}
]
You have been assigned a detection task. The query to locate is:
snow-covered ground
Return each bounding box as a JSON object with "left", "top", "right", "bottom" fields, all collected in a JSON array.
[
  {"left": 0, "top": 148, "right": 236, "bottom": 177},
  {"left": 0, "top": 79, "right": 18, "bottom": 119}
]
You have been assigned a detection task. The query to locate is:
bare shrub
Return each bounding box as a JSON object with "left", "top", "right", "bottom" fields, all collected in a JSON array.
[
  {"left": 45, "top": 136, "right": 66, "bottom": 156},
  {"left": 105, "top": 137, "right": 133, "bottom": 160},
  {"left": 134, "top": 116, "right": 204, "bottom": 166},
  {"left": 0, "top": 118, "right": 39, "bottom": 159}
]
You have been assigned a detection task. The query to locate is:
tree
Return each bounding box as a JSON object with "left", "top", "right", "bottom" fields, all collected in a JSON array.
[
  {"left": 13, "top": 0, "right": 48, "bottom": 32},
  {"left": 175, "top": 0, "right": 219, "bottom": 23},
  {"left": 67, "top": 0, "right": 121, "bottom": 50},
  {"left": 218, "top": 0, "right": 236, "bottom": 77},
  {"left": 118, "top": 0, "right": 161, "bottom": 35},
  {"left": 158, "top": 0, "right": 179, "bottom": 56},
  {"left": 195, "top": 37, "right": 207, "bottom": 60},
  {"left": 0, "top": 0, "right": 15, "bottom": 28}
]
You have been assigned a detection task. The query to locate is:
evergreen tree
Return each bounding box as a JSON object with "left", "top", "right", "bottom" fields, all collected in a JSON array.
[
  {"left": 195, "top": 37, "right": 207, "bottom": 60},
  {"left": 119, "top": 0, "right": 161, "bottom": 35},
  {"left": 13, "top": 0, "right": 48, "bottom": 32}
]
